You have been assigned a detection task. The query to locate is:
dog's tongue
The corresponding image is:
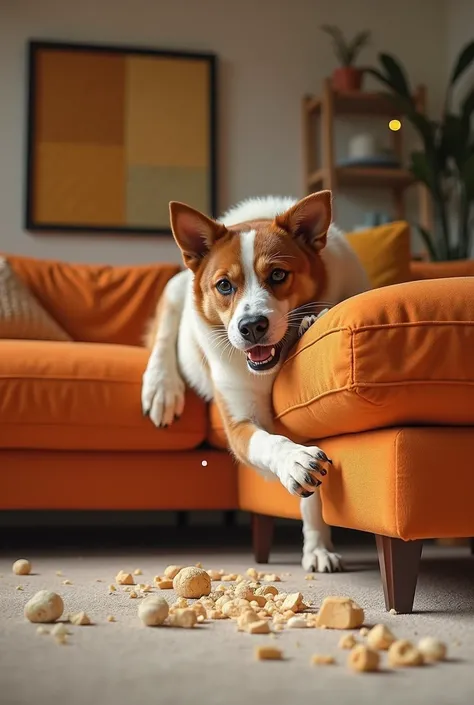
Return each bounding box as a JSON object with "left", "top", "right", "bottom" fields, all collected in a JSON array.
[{"left": 247, "top": 345, "right": 272, "bottom": 362}]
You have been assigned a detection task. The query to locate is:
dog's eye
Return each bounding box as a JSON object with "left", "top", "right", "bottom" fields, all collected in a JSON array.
[
  {"left": 216, "top": 278, "right": 233, "bottom": 295},
  {"left": 270, "top": 268, "right": 288, "bottom": 284}
]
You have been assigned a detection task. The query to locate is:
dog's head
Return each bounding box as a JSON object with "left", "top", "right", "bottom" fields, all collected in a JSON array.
[{"left": 170, "top": 191, "right": 331, "bottom": 375}]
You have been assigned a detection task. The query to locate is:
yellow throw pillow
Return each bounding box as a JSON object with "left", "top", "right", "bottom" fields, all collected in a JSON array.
[
  {"left": 345, "top": 220, "right": 411, "bottom": 289},
  {"left": 0, "top": 258, "right": 71, "bottom": 341}
]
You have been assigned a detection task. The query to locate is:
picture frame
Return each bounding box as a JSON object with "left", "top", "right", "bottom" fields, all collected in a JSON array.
[{"left": 25, "top": 40, "right": 217, "bottom": 235}]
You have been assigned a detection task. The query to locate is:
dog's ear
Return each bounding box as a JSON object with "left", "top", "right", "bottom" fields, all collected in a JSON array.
[
  {"left": 169, "top": 202, "right": 228, "bottom": 271},
  {"left": 275, "top": 190, "right": 332, "bottom": 252}
]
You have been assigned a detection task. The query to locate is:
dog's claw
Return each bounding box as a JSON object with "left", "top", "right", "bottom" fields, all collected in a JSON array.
[
  {"left": 317, "top": 450, "right": 332, "bottom": 465},
  {"left": 309, "top": 461, "right": 327, "bottom": 476}
]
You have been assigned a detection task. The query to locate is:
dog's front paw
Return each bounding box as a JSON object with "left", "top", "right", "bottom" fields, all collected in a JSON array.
[
  {"left": 302, "top": 548, "right": 343, "bottom": 573},
  {"left": 142, "top": 363, "right": 185, "bottom": 428},
  {"left": 297, "top": 309, "right": 329, "bottom": 339},
  {"left": 298, "top": 315, "right": 318, "bottom": 338},
  {"left": 276, "top": 442, "right": 332, "bottom": 497}
]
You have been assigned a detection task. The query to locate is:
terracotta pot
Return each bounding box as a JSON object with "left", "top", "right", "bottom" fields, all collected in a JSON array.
[{"left": 332, "top": 66, "right": 363, "bottom": 92}]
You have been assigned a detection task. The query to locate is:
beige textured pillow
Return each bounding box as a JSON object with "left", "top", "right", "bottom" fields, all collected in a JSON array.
[{"left": 0, "top": 258, "right": 71, "bottom": 341}]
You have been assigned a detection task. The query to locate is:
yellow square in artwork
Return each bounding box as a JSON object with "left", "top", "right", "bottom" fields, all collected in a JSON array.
[
  {"left": 34, "top": 143, "right": 125, "bottom": 226},
  {"left": 125, "top": 56, "right": 209, "bottom": 169}
]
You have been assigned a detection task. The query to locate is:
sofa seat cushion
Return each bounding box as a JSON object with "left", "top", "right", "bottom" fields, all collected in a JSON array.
[
  {"left": 273, "top": 277, "right": 474, "bottom": 440},
  {"left": 0, "top": 340, "right": 206, "bottom": 451}
]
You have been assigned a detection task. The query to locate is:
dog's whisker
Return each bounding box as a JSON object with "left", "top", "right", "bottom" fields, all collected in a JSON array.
[
  {"left": 208, "top": 333, "right": 229, "bottom": 344},
  {"left": 219, "top": 340, "right": 235, "bottom": 363},
  {"left": 290, "top": 301, "right": 333, "bottom": 313}
]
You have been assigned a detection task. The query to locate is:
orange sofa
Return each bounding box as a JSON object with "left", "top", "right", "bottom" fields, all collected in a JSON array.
[{"left": 2, "top": 223, "right": 474, "bottom": 613}]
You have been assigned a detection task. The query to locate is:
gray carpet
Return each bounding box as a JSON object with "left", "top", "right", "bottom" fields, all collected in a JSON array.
[{"left": 1, "top": 545, "right": 473, "bottom": 705}]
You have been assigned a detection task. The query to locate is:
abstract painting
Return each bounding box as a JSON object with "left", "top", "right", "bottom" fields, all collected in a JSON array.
[{"left": 25, "top": 40, "right": 217, "bottom": 234}]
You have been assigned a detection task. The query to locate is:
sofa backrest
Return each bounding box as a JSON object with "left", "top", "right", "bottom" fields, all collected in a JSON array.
[
  {"left": 410, "top": 259, "right": 474, "bottom": 280},
  {"left": 5, "top": 254, "right": 180, "bottom": 346},
  {"left": 3, "top": 220, "right": 415, "bottom": 346}
]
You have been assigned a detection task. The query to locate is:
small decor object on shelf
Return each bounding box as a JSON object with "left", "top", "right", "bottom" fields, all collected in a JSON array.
[
  {"left": 320, "top": 25, "right": 371, "bottom": 92},
  {"left": 338, "top": 133, "right": 400, "bottom": 169},
  {"left": 366, "top": 40, "right": 474, "bottom": 261}
]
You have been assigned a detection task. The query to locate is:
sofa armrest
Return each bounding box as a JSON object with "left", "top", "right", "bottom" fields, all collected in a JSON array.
[{"left": 272, "top": 278, "right": 474, "bottom": 440}]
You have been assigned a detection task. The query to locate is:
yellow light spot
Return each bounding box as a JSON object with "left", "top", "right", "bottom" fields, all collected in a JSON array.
[
  {"left": 389, "top": 119, "right": 401, "bottom": 131},
  {"left": 201, "top": 460, "right": 208, "bottom": 467}
]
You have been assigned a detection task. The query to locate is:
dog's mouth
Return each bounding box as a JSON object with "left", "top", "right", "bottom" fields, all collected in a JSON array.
[{"left": 245, "top": 344, "right": 282, "bottom": 372}]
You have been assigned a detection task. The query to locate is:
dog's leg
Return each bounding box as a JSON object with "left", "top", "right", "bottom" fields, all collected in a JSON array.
[
  {"left": 301, "top": 492, "right": 342, "bottom": 573},
  {"left": 141, "top": 270, "right": 188, "bottom": 428},
  {"left": 215, "top": 392, "right": 332, "bottom": 497},
  {"left": 295, "top": 310, "right": 342, "bottom": 571}
]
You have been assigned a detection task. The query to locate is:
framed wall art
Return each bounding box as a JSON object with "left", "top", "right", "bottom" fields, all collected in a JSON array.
[{"left": 25, "top": 40, "right": 217, "bottom": 235}]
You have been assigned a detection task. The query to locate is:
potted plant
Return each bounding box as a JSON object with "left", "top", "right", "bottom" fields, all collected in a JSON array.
[
  {"left": 320, "top": 25, "right": 371, "bottom": 92},
  {"left": 366, "top": 41, "right": 474, "bottom": 261}
]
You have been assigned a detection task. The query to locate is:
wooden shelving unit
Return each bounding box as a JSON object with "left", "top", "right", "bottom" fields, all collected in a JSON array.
[{"left": 302, "top": 78, "right": 431, "bottom": 229}]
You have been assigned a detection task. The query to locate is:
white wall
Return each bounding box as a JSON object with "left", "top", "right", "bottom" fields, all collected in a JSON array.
[{"left": 0, "top": 0, "right": 448, "bottom": 265}]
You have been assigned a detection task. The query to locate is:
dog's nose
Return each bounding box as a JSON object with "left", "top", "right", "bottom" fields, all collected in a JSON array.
[{"left": 238, "top": 315, "right": 269, "bottom": 343}]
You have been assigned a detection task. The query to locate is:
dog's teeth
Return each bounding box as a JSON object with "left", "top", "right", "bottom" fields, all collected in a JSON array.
[{"left": 271, "top": 347, "right": 275, "bottom": 356}]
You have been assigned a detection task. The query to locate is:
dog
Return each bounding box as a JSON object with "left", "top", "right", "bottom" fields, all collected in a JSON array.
[{"left": 142, "top": 190, "right": 370, "bottom": 572}]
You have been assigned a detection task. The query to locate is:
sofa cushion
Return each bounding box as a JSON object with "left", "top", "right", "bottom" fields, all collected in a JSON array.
[
  {"left": 4, "top": 254, "right": 180, "bottom": 346},
  {"left": 0, "top": 340, "right": 206, "bottom": 451},
  {"left": 273, "top": 277, "right": 474, "bottom": 440}
]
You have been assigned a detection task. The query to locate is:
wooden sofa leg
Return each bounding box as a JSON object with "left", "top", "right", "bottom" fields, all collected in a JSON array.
[
  {"left": 375, "top": 535, "right": 423, "bottom": 614},
  {"left": 252, "top": 514, "right": 274, "bottom": 564}
]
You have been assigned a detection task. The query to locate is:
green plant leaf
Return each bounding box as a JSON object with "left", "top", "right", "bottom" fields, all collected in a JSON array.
[
  {"left": 363, "top": 67, "right": 400, "bottom": 92},
  {"left": 440, "top": 113, "right": 470, "bottom": 169},
  {"left": 407, "top": 112, "right": 436, "bottom": 154},
  {"left": 347, "top": 30, "right": 370, "bottom": 64},
  {"left": 449, "top": 40, "right": 474, "bottom": 86},
  {"left": 410, "top": 151, "right": 436, "bottom": 192},
  {"left": 461, "top": 87, "right": 474, "bottom": 125},
  {"left": 320, "top": 24, "right": 343, "bottom": 40},
  {"left": 379, "top": 53, "right": 412, "bottom": 101},
  {"left": 320, "top": 24, "right": 350, "bottom": 65},
  {"left": 461, "top": 152, "right": 474, "bottom": 199},
  {"left": 415, "top": 224, "right": 439, "bottom": 261}
]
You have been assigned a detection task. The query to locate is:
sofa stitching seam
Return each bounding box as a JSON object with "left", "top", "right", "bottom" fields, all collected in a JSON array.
[
  {"left": 354, "top": 321, "right": 474, "bottom": 332},
  {"left": 394, "top": 429, "right": 403, "bottom": 539},
  {"left": 0, "top": 376, "right": 142, "bottom": 384}
]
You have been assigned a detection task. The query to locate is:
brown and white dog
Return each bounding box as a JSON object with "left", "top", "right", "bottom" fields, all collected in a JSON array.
[{"left": 142, "top": 191, "right": 370, "bottom": 572}]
